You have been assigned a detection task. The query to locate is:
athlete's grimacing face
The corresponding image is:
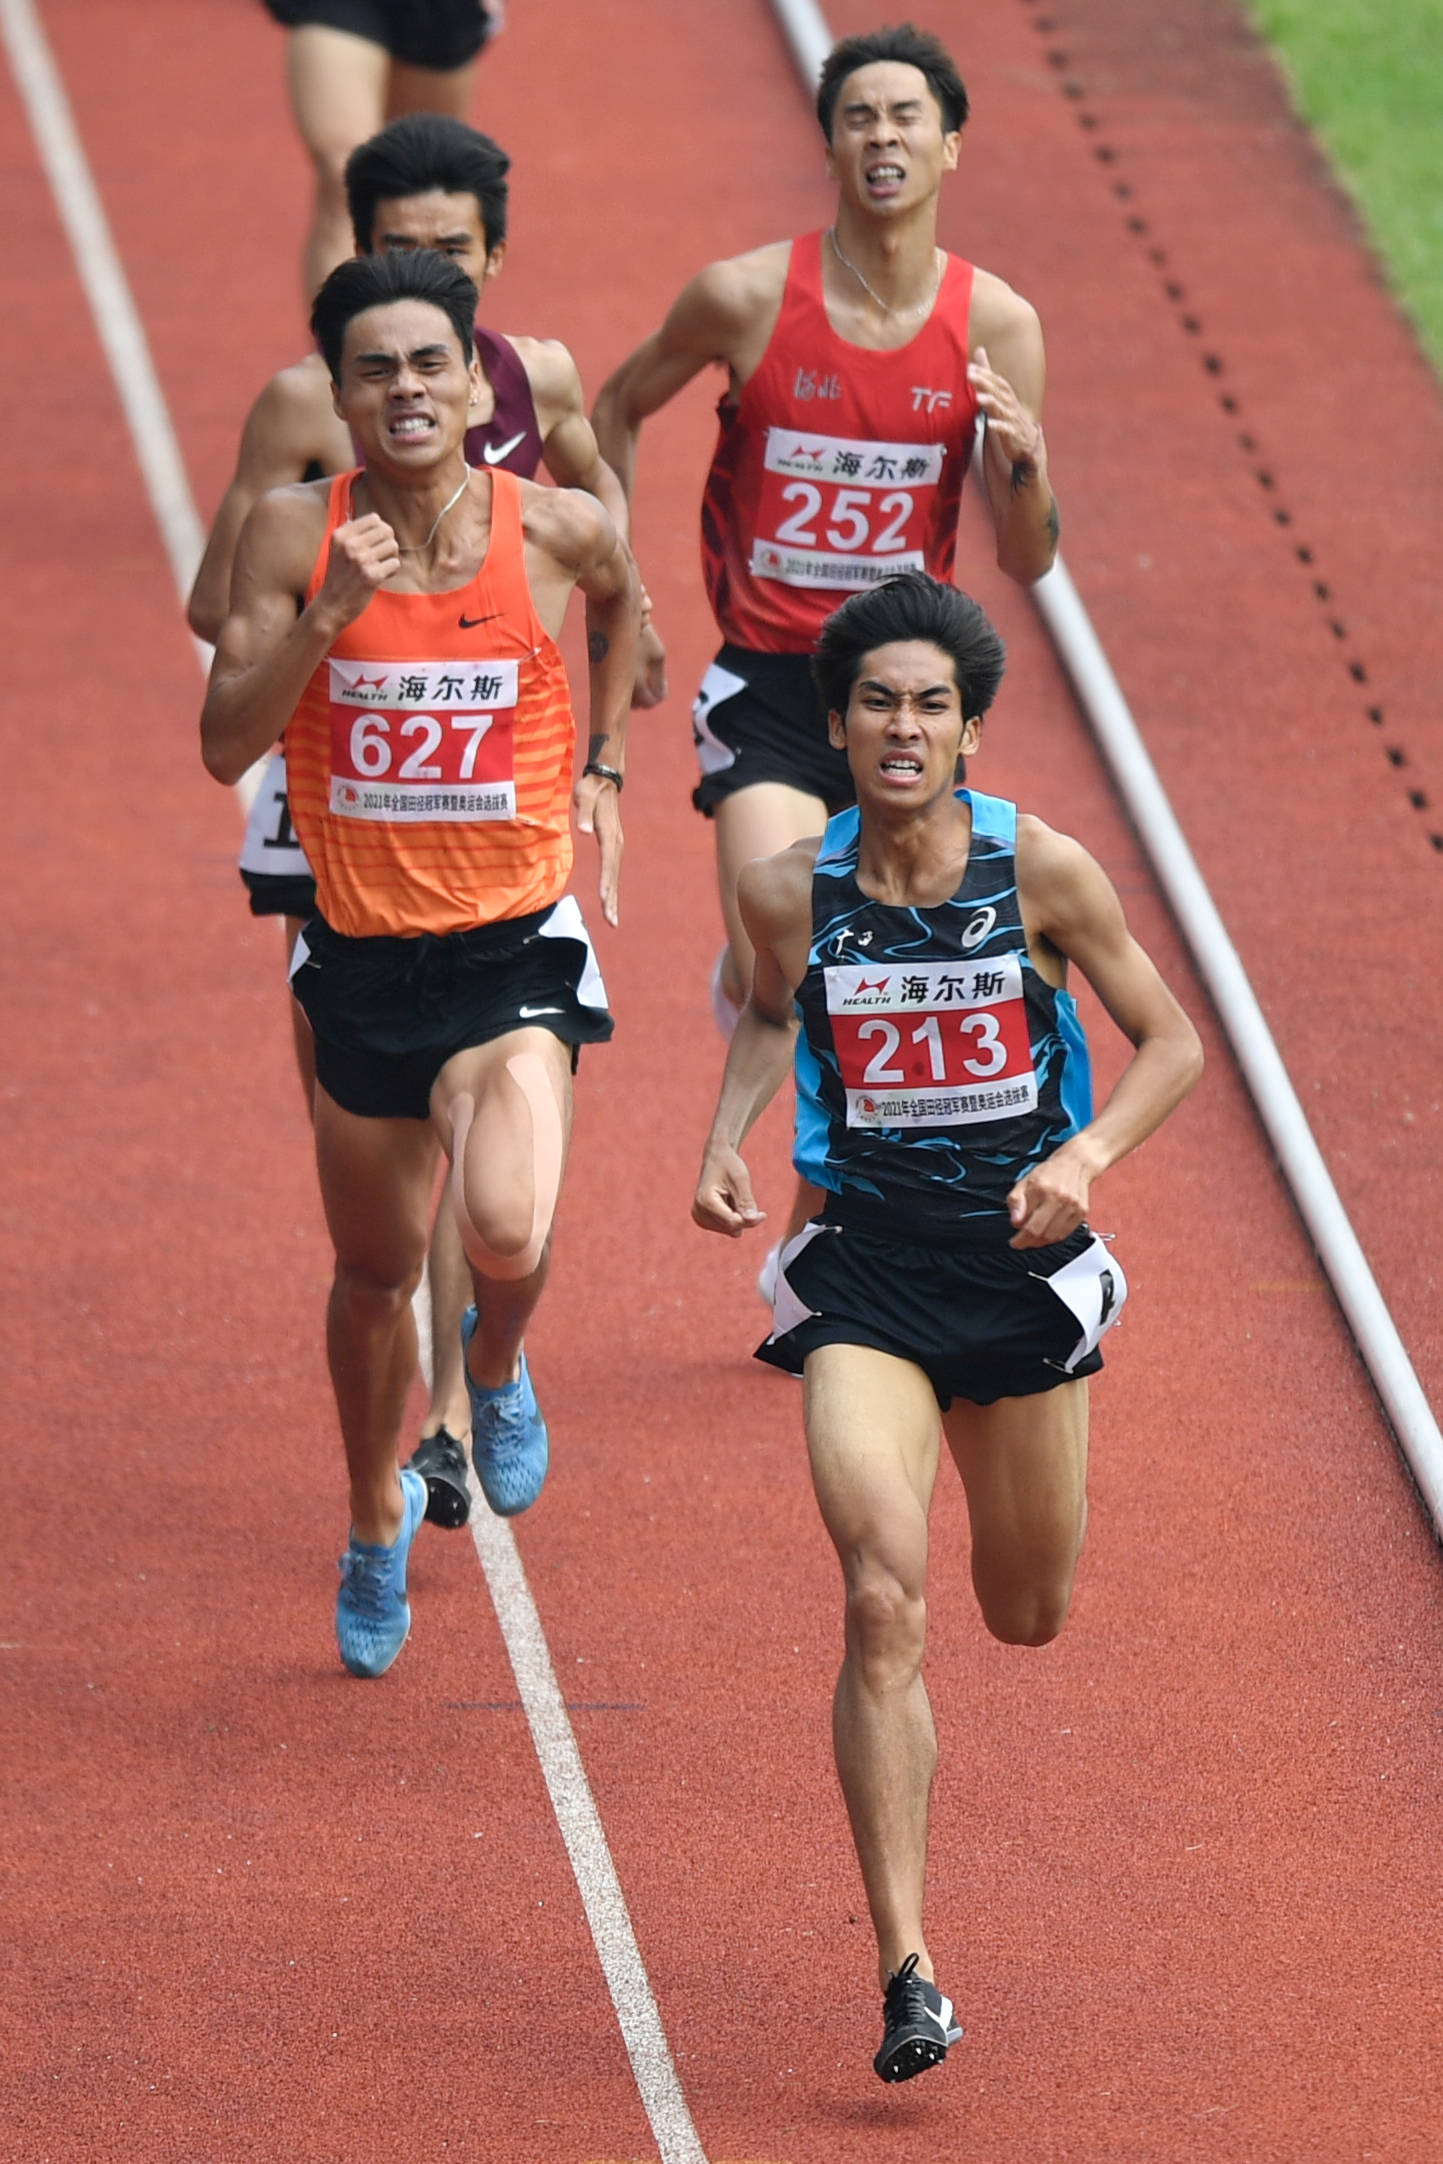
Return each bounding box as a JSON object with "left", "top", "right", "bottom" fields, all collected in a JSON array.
[
  {"left": 368, "top": 189, "right": 504, "bottom": 290},
  {"left": 333, "top": 299, "right": 482, "bottom": 470},
  {"left": 829, "top": 639, "right": 982, "bottom": 806},
  {"left": 826, "top": 62, "right": 961, "bottom": 219}
]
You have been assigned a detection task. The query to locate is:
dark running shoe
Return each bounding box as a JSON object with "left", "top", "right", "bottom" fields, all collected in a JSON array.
[
  {"left": 406, "top": 1427, "right": 472, "bottom": 1529},
  {"left": 873, "top": 1953, "right": 964, "bottom": 2084}
]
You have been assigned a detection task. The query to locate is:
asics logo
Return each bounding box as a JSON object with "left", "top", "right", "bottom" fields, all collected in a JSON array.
[{"left": 960, "top": 907, "right": 996, "bottom": 949}]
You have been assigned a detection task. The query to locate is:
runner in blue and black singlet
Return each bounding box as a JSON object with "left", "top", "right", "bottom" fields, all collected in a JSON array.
[{"left": 793, "top": 788, "right": 1091, "bottom": 1230}]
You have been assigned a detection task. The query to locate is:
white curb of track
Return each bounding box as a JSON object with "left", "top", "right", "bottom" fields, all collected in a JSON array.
[
  {"left": 0, "top": 5, "right": 711, "bottom": 2151},
  {"left": 765, "top": 0, "right": 1443, "bottom": 1535}
]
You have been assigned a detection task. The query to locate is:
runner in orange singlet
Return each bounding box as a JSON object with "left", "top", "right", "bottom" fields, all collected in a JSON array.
[
  {"left": 594, "top": 23, "right": 1059, "bottom": 1280},
  {"left": 202, "top": 248, "right": 637, "bottom": 1678},
  {"left": 188, "top": 116, "right": 660, "bottom": 1530}
]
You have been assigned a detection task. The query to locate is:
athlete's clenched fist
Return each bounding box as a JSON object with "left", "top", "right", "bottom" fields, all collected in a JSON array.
[{"left": 314, "top": 513, "right": 401, "bottom": 630}]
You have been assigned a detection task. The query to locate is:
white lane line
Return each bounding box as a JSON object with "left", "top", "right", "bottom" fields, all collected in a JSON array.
[
  {"left": 0, "top": 0, "right": 206, "bottom": 660},
  {"left": 470, "top": 1503, "right": 708, "bottom": 2164},
  {"left": 3, "top": 5, "right": 709, "bottom": 2146}
]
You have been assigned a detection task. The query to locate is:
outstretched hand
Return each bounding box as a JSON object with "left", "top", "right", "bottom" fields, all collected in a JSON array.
[
  {"left": 573, "top": 771, "right": 624, "bottom": 927},
  {"left": 693, "top": 1144, "right": 766, "bottom": 1237}
]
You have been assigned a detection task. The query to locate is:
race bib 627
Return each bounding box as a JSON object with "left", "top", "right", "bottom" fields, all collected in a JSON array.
[{"left": 327, "top": 657, "right": 517, "bottom": 823}]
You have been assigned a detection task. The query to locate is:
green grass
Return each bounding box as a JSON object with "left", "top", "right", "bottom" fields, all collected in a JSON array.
[{"left": 1242, "top": 0, "right": 1443, "bottom": 371}]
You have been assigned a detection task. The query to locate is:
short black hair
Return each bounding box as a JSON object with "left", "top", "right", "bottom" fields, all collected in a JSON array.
[
  {"left": 310, "top": 250, "right": 478, "bottom": 383},
  {"left": 345, "top": 113, "right": 511, "bottom": 253},
  {"left": 812, "top": 573, "right": 1006, "bottom": 721},
  {"left": 817, "top": 23, "right": 969, "bottom": 140}
]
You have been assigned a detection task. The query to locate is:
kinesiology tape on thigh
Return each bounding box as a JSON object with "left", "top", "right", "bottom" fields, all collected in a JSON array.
[{"left": 447, "top": 1053, "right": 564, "bottom": 1280}]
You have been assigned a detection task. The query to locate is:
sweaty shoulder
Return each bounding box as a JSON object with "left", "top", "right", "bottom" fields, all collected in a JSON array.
[
  {"left": 244, "top": 351, "right": 346, "bottom": 475},
  {"left": 239, "top": 475, "right": 333, "bottom": 592},
  {"left": 519, "top": 476, "right": 616, "bottom": 567},
  {"left": 966, "top": 268, "right": 1043, "bottom": 351},
  {"left": 740, "top": 835, "right": 820, "bottom": 943},
  {"left": 1015, "top": 811, "right": 1114, "bottom": 937},
  {"left": 501, "top": 333, "right": 579, "bottom": 411},
  {"left": 671, "top": 240, "right": 792, "bottom": 356}
]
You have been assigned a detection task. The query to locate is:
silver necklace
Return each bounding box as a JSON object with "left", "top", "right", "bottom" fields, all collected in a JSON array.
[
  {"left": 827, "top": 228, "right": 941, "bottom": 319},
  {"left": 396, "top": 464, "right": 470, "bottom": 554}
]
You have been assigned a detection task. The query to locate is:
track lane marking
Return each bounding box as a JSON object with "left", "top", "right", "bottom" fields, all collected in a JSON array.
[
  {"left": 470, "top": 1501, "right": 707, "bottom": 2164},
  {"left": 0, "top": 5, "right": 708, "bottom": 2151}
]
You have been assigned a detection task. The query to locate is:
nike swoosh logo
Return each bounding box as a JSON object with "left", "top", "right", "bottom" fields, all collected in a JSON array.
[
  {"left": 482, "top": 431, "right": 527, "bottom": 465},
  {"left": 458, "top": 611, "right": 501, "bottom": 629},
  {"left": 518, "top": 1005, "right": 563, "bottom": 1019}
]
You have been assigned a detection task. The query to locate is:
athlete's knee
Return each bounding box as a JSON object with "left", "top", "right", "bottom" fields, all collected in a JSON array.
[
  {"left": 975, "top": 1568, "right": 1075, "bottom": 1648},
  {"left": 842, "top": 1554, "right": 927, "bottom": 1685},
  {"left": 330, "top": 1252, "right": 422, "bottom": 1322}
]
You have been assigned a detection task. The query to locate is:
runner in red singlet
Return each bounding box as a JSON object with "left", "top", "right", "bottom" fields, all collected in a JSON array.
[
  {"left": 593, "top": 24, "right": 1058, "bottom": 1275},
  {"left": 189, "top": 115, "right": 657, "bottom": 1524},
  {"left": 201, "top": 249, "right": 638, "bottom": 1678}
]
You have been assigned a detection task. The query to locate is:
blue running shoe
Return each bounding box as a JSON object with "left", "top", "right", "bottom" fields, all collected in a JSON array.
[
  {"left": 462, "top": 1309, "right": 549, "bottom": 1516},
  {"left": 335, "top": 1467, "right": 426, "bottom": 1678}
]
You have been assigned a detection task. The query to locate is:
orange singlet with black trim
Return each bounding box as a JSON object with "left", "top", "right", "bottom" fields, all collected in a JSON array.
[{"left": 285, "top": 467, "right": 575, "bottom": 939}]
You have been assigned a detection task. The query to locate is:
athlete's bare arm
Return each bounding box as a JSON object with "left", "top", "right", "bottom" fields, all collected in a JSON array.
[
  {"left": 965, "top": 272, "right": 1059, "bottom": 587},
  {"left": 591, "top": 245, "right": 790, "bottom": 499},
  {"left": 187, "top": 357, "right": 348, "bottom": 642},
  {"left": 515, "top": 334, "right": 667, "bottom": 709},
  {"left": 521, "top": 484, "right": 639, "bottom": 927},
  {"left": 201, "top": 483, "right": 386, "bottom": 785},
  {"left": 1007, "top": 816, "right": 1204, "bottom": 1247},
  {"left": 693, "top": 841, "right": 819, "bottom": 1236}
]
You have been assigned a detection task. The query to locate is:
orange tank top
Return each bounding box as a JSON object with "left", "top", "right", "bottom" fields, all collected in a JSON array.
[{"left": 285, "top": 467, "right": 576, "bottom": 938}]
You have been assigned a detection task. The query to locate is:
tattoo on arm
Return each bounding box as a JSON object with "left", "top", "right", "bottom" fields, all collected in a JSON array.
[
  {"left": 588, "top": 630, "right": 610, "bottom": 663},
  {"left": 587, "top": 733, "right": 608, "bottom": 763},
  {"left": 1046, "top": 498, "right": 1061, "bottom": 547}
]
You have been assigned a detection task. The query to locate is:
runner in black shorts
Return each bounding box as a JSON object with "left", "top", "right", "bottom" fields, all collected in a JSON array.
[
  {"left": 693, "top": 572, "right": 1201, "bottom": 2086},
  {"left": 202, "top": 252, "right": 638, "bottom": 1678},
  {"left": 690, "top": 647, "right": 851, "bottom": 819},
  {"left": 260, "top": 0, "right": 500, "bottom": 297},
  {"left": 291, "top": 900, "right": 612, "bottom": 1122}
]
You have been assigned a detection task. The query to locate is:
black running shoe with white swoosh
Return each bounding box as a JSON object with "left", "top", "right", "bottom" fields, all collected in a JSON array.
[{"left": 873, "top": 1953, "right": 964, "bottom": 2083}]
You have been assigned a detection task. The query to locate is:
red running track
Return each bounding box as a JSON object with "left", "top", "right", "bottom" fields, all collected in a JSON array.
[{"left": 3, "top": 1, "right": 1442, "bottom": 2158}]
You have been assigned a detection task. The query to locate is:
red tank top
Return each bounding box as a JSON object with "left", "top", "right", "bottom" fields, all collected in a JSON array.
[
  {"left": 285, "top": 468, "right": 576, "bottom": 939},
  {"left": 699, "top": 232, "right": 979, "bottom": 653}
]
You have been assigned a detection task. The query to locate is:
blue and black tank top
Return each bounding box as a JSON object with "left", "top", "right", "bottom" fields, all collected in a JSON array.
[{"left": 793, "top": 789, "right": 1092, "bottom": 1231}]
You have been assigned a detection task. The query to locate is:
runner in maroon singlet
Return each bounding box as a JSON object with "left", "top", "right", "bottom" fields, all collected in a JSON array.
[
  {"left": 593, "top": 24, "right": 1058, "bottom": 1274},
  {"left": 188, "top": 113, "right": 648, "bottom": 1527}
]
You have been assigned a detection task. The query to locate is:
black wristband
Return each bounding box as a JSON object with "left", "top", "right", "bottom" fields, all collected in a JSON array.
[{"left": 583, "top": 761, "right": 624, "bottom": 792}]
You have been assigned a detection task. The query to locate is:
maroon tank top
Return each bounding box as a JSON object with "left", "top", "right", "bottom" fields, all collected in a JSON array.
[{"left": 464, "top": 326, "right": 544, "bottom": 476}]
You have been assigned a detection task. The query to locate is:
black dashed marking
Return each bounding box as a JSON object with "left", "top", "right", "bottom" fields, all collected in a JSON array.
[{"left": 1022, "top": 0, "right": 1433, "bottom": 859}]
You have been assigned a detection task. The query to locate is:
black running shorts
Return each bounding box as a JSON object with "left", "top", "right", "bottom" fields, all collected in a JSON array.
[
  {"left": 262, "top": 0, "right": 494, "bottom": 70},
  {"left": 691, "top": 645, "right": 855, "bottom": 818},
  {"left": 289, "top": 896, "right": 613, "bottom": 1121},
  {"left": 757, "top": 1195, "right": 1126, "bottom": 1408}
]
